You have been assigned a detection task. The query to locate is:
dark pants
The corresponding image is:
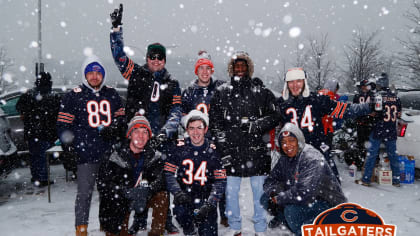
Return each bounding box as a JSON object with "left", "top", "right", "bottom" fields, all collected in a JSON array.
[
  {"left": 28, "top": 138, "right": 53, "bottom": 182},
  {"left": 174, "top": 202, "right": 218, "bottom": 236},
  {"left": 323, "top": 150, "right": 340, "bottom": 183},
  {"left": 260, "top": 193, "right": 331, "bottom": 236},
  {"left": 218, "top": 193, "right": 227, "bottom": 219}
]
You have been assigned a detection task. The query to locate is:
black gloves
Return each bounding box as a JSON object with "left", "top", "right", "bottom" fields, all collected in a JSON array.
[
  {"left": 220, "top": 154, "right": 232, "bottom": 168},
  {"left": 126, "top": 186, "right": 149, "bottom": 213},
  {"left": 194, "top": 203, "right": 215, "bottom": 223},
  {"left": 174, "top": 191, "right": 192, "bottom": 205},
  {"left": 240, "top": 121, "right": 258, "bottom": 133},
  {"left": 149, "top": 133, "right": 168, "bottom": 150},
  {"left": 110, "top": 3, "right": 123, "bottom": 28}
]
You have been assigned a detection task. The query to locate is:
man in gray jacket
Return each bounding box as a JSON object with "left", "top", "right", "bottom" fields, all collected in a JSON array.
[{"left": 260, "top": 123, "right": 347, "bottom": 236}]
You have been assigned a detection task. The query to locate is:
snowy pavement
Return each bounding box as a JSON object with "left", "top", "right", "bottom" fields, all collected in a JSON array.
[{"left": 0, "top": 159, "right": 419, "bottom": 236}]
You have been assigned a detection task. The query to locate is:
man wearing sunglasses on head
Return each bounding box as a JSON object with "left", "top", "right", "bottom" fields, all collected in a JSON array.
[{"left": 110, "top": 4, "right": 182, "bottom": 235}]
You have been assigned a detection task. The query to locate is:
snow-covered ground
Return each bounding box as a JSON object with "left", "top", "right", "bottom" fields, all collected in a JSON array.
[{"left": 0, "top": 159, "right": 419, "bottom": 236}]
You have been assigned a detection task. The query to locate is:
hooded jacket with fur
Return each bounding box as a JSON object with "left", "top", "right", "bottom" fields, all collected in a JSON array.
[{"left": 263, "top": 123, "right": 347, "bottom": 207}]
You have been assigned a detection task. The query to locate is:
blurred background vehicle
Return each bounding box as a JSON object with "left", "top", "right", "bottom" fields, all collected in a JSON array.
[{"left": 0, "top": 106, "right": 18, "bottom": 178}]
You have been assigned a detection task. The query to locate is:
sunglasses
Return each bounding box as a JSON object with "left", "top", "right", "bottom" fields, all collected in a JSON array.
[{"left": 148, "top": 54, "right": 165, "bottom": 61}]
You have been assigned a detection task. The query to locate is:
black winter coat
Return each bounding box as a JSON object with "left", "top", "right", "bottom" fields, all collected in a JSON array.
[
  {"left": 97, "top": 141, "right": 166, "bottom": 234},
  {"left": 16, "top": 89, "right": 61, "bottom": 142},
  {"left": 209, "top": 77, "right": 280, "bottom": 177}
]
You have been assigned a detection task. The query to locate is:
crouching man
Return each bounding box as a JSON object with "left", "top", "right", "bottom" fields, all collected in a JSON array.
[
  {"left": 97, "top": 115, "right": 168, "bottom": 236},
  {"left": 260, "top": 123, "right": 347, "bottom": 236},
  {"left": 164, "top": 110, "right": 227, "bottom": 236}
]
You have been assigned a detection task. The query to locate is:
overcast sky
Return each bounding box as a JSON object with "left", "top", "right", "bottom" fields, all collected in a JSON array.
[{"left": 0, "top": 0, "right": 414, "bottom": 88}]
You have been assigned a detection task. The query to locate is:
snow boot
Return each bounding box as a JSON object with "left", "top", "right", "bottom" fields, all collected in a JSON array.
[
  {"left": 128, "top": 216, "right": 147, "bottom": 235},
  {"left": 220, "top": 217, "right": 229, "bottom": 227},
  {"left": 76, "top": 224, "right": 88, "bottom": 236},
  {"left": 165, "top": 220, "right": 179, "bottom": 234}
]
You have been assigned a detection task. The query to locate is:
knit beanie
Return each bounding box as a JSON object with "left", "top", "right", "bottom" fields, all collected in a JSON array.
[
  {"left": 84, "top": 62, "right": 105, "bottom": 78},
  {"left": 181, "top": 109, "right": 209, "bottom": 129},
  {"left": 126, "top": 115, "right": 152, "bottom": 138},
  {"left": 147, "top": 43, "right": 166, "bottom": 61},
  {"left": 194, "top": 50, "right": 214, "bottom": 75}
]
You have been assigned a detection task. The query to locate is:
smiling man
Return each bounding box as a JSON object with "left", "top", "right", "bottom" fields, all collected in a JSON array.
[
  {"left": 165, "top": 110, "right": 226, "bottom": 236},
  {"left": 260, "top": 123, "right": 346, "bottom": 236}
]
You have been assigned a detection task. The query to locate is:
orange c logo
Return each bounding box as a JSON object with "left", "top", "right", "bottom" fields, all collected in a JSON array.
[{"left": 340, "top": 210, "right": 358, "bottom": 223}]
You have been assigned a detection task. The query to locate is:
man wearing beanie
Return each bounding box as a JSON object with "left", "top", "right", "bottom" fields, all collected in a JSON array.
[
  {"left": 109, "top": 4, "right": 180, "bottom": 234},
  {"left": 16, "top": 71, "right": 61, "bottom": 187},
  {"left": 181, "top": 50, "right": 229, "bottom": 227},
  {"left": 276, "top": 67, "right": 372, "bottom": 195},
  {"left": 209, "top": 51, "right": 280, "bottom": 236},
  {"left": 261, "top": 123, "right": 346, "bottom": 236},
  {"left": 57, "top": 55, "right": 123, "bottom": 236},
  {"left": 97, "top": 115, "right": 169, "bottom": 236}
]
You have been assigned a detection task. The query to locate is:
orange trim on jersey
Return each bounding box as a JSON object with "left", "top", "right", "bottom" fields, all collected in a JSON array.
[
  {"left": 122, "top": 59, "right": 134, "bottom": 80},
  {"left": 339, "top": 103, "right": 348, "bottom": 119},
  {"left": 330, "top": 102, "right": 344, "bottom": 118},
  {"left": 57, "top": 118, "right": 73, "bottom": 124},
  {"left": 164, "top": 162, "right": 178, "bottom": 173}
]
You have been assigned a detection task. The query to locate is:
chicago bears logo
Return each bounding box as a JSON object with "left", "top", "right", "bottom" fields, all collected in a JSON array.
[{"left": 302, "top": 203, "right": 396, "bottom": 236}]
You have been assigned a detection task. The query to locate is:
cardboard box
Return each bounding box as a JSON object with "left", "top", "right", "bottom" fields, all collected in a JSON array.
[
  {"left": 377, "top": 170, "right": 392, "bottom": 185},
  {"left": 398, "top": 155, "right": 415, "bottom": 184}
]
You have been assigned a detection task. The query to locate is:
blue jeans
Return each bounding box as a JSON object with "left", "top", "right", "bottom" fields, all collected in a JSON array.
[
  {"left": 260, "top": 193, "right": 331, "bottom": 236},
  {"left": 226, "top": 176, "right": 267, "bottom": 233},
  {"left": 362, "top": 134, "right": 400, "bottom": 184},
  {"left": 28, "top": 139, "right": 53, "bottom": 181}
]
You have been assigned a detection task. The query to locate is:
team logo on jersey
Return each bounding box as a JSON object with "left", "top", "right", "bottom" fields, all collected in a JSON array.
[{"left": 302, "top": 203, "right": 396, "bottom": 236}]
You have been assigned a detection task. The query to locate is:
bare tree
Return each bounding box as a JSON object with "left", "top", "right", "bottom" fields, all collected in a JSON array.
[
  {"left": 304, "top": 33, "right": 335, "bottom": 91},
  {"left": 0, "top": 46, "right": 14, "bottom": 93},
  {"left": 342, "top": 28, "right": 383, "bottom": 90},
  {"left": 398, "top": 1, "right": 420, "bottom": 86}
]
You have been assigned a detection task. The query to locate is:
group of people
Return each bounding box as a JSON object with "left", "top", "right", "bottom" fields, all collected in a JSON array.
[{"left": 15, "top": 4, "right": 403, "bottom": 236}]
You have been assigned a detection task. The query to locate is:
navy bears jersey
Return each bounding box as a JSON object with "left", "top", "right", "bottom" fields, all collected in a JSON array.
[
  {"left": 371, "top": 90, "right": 401, "bottom": 140},
  {"left": 278, "top": 93, "right": 370, "bottom": 150},
  {"left": 57, "top": 85, "right": 123, "bottom": 164},
  {"left": 181, "top": 79, "right": 225, "bottom": 115},
  {"left": 164, "top": 139, "right": 226, "bottom": 205}
]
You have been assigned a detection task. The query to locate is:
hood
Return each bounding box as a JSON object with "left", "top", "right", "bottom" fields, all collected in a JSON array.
[
  {"left": 276, "top": 122, "right": 306, "bottom": 156},
  {"left": 227, "top": 51, "right": 254, "bottom": 78},
  {"left": 323, "top": 79, "right": 338, "bottom": 92},
  {"left": 81, "top": 55, "right": 106, "bottom": 92}
]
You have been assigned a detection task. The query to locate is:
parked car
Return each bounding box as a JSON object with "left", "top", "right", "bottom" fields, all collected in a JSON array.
[{"left": 0, "top": 106, "right": 18, "bottom": 178}]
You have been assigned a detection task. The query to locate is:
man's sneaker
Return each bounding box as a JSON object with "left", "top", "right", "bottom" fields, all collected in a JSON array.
[
  {"left": 165, "top": 221, "right": 179, "bottom": 234},
  {"left": 220, "top": 217, "right": 229, "bottom": 227},
  {"left": 268, "top": 217, "right": 282, "bottom": 229},
  {"left": 361, "top": 181, "right": 371, "bottom": 187},
  {"left": 393, "top": 183, "right": 401, "bottom": 187}
]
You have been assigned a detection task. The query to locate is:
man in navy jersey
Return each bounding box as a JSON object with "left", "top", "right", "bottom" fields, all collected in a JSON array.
[
  {"left": 181, "top": 50, "right": 229, "bottom": 227},
  {"left": 57, "top": 55, "right": 123, "bottom": 235},
  {"left": 165, "top": 110, "right": 227, "bottom": 236},
  {"left": 361, "top": 73, "right": 402, "bottom": 187},
  {"left": 110, "top": 4, "right": 181, "bottom": 234},
  {"left": 353, "top": 78, "right": 376, "bottom": 149},
  {"left": 277, "top": 68, "right": 371, "bottom": 184},
  {"left": 181, "top": 50, "right": 225, "bottom": 115}
]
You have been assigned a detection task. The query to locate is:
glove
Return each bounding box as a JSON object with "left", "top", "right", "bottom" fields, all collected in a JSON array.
[
  {"left": 220, "top": 155, "right": 232, "bottom": 168},
  {"left": 126, "top": 186, "right": 149, "bottom": 213},
  {"left": 110, "top": 3, "right": 123, "bottom": 28},
  {"left": 194, "top": 203, "right": 215, "bottom": 223},
  {"left": 149, "top": 133, "right": 167, "bottom": 150},
  {"left": 174, "top": 191, "right": 192, "bottom": 205},
  {"left": 240, "top": 121, "right": 258, "bottom": 134}
]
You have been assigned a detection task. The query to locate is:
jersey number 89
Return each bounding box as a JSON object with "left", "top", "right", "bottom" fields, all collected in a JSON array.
[{"left": 87, "top": 100, "right": 112, "bottom": 128}]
